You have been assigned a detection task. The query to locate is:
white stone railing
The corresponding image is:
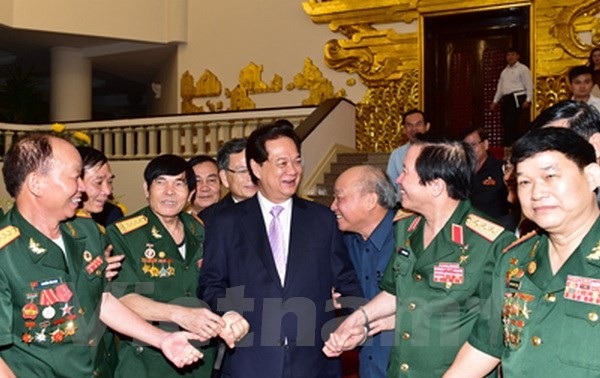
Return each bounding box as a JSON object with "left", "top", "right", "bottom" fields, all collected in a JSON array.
[{"left": 0, "top": 106, "right": 317, "bottom": 159}]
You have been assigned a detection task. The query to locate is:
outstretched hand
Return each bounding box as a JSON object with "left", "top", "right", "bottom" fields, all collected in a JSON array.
[
  {"left": 104, "top": 245, "right": 125, "bottom": 281},
  {"left": 159, "top": 331, "right": 204, "bottom": 368}
]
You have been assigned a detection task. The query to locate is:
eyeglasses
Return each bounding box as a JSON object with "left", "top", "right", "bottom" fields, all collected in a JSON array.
[
  {"left": 468, "top": 140, "right": 483, "bottom": 148},
  {"left": 227, "top": 168, "right": 249, "bottom": 175}
]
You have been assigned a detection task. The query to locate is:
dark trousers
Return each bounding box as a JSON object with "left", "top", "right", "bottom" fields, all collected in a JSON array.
[{"left": 501, "top": 93, "right": 527, "bottom": 146}]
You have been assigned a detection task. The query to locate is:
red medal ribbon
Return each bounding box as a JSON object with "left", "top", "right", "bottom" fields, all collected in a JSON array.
[{"left": 39, "top": 288, "right": 59, "bottom": 306}]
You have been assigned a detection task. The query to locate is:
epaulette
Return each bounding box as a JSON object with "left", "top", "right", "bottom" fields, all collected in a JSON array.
[
  {"left": 191, "top": 213, "right": 205, "bottom": 227},
  {"left": 96, "top": 223, "right": 106, "bottom": 235},
  {"left": 115, "top": 215, "right": 148, "bottom": 235},
  {"left": 75, "top": 209, "right": 92, "bottom": 218},
  {"left": 502, "top": 230, "right": 537, "bottom": 253},
  {"left": 0, "top": 225, "right": 20, "bottom": 249},
  {"left": 393, "top": 209, "right": 416, "bottom": 223},
  {"left": 466, "top": 214, "right": 504, "bottom": 242}
]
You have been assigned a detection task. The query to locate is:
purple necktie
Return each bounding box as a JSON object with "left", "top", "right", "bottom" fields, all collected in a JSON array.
[{"left": 269, "top": 205, "right": 286, "bottom": 284}]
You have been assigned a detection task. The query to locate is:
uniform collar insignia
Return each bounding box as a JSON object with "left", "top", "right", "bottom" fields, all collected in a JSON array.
[
  {"left": 151, "top": 226, "right": 162, "bottom": 239},
  {"left": 586, "top": 241, "right": 600, "bottom": 261},
  {"left": 28, "top": 238, "right": 46, "bottom": 255}
]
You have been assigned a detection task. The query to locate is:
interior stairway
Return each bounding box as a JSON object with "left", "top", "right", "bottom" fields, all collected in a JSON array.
[{"left": 310, "top": 152, "right": 391, "bottom": 207}]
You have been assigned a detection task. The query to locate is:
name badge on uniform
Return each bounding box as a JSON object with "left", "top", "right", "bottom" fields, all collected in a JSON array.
[
  {"left": 433, "top": 262, "right": 464, "bottom": 284},
  {"left": 564, "top": 275, "right": 600, "bottom": 305},
  {"left": 397, "top": 248, "right": 410, "bottom": 258}
]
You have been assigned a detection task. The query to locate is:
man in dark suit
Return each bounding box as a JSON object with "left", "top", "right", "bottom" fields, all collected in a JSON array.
[
  {"left": 199, "top": 138, "right": 257, "bottom": 227},
  {"left": 198, "top": 120, "right": 364, "bottom": 378}
]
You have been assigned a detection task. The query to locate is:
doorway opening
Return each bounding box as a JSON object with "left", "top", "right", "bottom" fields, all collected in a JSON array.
[{"left": 424, "top": 6, "right": 530, "bottom": 152}]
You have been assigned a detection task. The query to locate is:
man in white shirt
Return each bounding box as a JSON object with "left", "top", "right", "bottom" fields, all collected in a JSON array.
[
  {"left": 568, "top": 65, "right": 600, "bottom": 113},
  {"left": 490, "top": 48, "right": 533, "bottom": 146}
]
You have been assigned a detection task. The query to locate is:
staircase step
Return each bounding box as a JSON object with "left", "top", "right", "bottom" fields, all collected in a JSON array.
[{"left": 336, "top": 153, "right": 371, "bottom": 164}]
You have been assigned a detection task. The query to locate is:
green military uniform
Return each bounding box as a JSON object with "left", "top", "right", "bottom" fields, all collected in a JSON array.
[
  {"left": 107, "top": 207, "right": 215, "bottom": 378},
  {"left": 380, "top": 200, "right": 515, "bottom": 377},
  {"left": 0, "top": 207, "right": 110, "bottom": 377},
  {"left": 67, "top": 209, "right": 119, "bottom": 377},
  {"left": 469, "top": 216, "right": 600, "bottom": 377}
]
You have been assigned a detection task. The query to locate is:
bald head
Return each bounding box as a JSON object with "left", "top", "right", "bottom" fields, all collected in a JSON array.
[{"left": 331, "top": 165, "right": 396, "bottom": 239}]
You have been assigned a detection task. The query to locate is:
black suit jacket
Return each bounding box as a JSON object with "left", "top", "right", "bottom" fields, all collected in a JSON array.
[
  {"left": 198, "top": 194, "right": 236, "bottom": 227},
  {"left": 198, "top": 195, "right": 363, "bottom": 378}
]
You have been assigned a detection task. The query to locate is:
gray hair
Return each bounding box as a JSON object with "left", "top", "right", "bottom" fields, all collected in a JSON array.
[{"left": 355, "top": 165, "right": 397, "bottom": 209}]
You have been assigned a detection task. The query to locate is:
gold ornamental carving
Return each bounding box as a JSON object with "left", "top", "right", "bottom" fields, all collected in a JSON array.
[
  {"left": 304, "top": 0, "right": 600, "bottom": 151},
  {"left": 287, "top": 58, "right": 346, "bottom": 106}
]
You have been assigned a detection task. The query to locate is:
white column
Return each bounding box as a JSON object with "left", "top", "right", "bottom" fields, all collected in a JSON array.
[{"left": 50, "top": 47, "right": 92, "bottom": 122}]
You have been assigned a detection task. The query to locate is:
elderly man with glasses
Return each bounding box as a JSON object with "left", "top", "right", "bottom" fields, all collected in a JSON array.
[{"left": 198, "top": 138, "right": 257, "bottom": 227}]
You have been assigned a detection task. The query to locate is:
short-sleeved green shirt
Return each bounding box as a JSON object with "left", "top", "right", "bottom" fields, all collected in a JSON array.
[
  {"left": 380, "top": 200, "right": 515, "bottom": 377},
  {"left": 108, "top": 207, "right": 214, "bottom": 378},
  {"left": 0, "top": 207, "right": 111, "bottom": 377},
  {"left": 468, "top": 215, "right": 600, "bottom": 377}
]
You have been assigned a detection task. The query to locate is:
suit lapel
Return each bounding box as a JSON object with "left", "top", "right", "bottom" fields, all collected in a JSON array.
[
  {"left": 285, "top": 197, "right": 305, "bottom": 291},
  {"left": 242, "top": 197, "right": 282, "bottom": 288}
]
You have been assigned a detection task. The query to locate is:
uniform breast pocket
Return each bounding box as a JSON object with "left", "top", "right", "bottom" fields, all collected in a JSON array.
[{"left": 559, "top": 300, "right": 600, "bottom": 370}]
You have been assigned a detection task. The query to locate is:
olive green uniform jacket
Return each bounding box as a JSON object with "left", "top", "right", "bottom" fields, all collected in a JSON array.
[
  {"left": 107, "top": 207, "right": 214, "bottom": 378},
  {"left": 381, "top": 200, "right": 515, "bottom": 377},
  {"left": 469, "top": 216, "right": 600, "bottom": 377},
  {"left": 0, "top": 207, "right": 111, "bottom": 377}
]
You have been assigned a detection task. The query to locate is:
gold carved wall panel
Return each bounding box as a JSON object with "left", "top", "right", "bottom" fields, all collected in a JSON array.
[{"left": 304, "top": 0, "right": 600, "bottom": 152}]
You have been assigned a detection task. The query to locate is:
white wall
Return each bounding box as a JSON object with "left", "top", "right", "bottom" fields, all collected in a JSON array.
[{"left": 179, "top": 0, "right": 366, "bottom": 110}]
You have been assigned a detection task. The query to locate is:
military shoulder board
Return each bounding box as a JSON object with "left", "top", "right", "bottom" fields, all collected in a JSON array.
[
  {"left": 0, "top": 226, "right": 20, "bottom": 249},
  {"left": 502, "top": 230, "right": 537, "bottom": 253},
  {"left": 75, "top": 209, "right": 92, "bottom": 218},
  {"left": 466, "top": 214, "right": 504, "bottom": 242},
  {"left": 115, "top": 215, "right": 148, "bottom": 235},
  {"left": 393, "top": 209, "right": 415, "bottom": 223}
]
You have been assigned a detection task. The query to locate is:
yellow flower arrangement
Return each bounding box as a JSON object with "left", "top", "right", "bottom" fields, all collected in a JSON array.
[
  {"left": 50, "top": 123, "right": 91, "bottom": 147},
  {"left": 51, "top": 123, "right": 66, "bottom": 133}
]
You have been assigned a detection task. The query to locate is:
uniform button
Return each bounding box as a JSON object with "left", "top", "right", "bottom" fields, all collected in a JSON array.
[
  {"left": 400, "top": 363, "right": 409, "bottom": 372},
  {"left": 531, "top": 336, "right": 542, "bottom": 346},
  {"left": 185, "top": 291, "right": 192, "bottom": 297},
  {"left": 136, "top": 346, "right": 144, "bottom": 354},
  {"left": 407, "top": 302, "right": 416, "bottom": 311},
  {"left": 365, "top": 276, "right": 369, "bottom": 280},
  {"left": 414, "top": 274, "right": 422, "bottom": 281},
  {"left": 368, "top": 355, "right": 373, "bottom": 360},
  {"left": 589, "top": 312, "right": 599, "bottom": 322},
  {"left": 184, "top": 265, "right": 190, "bottom": 271},
  {"left": 544, "top": 293, "right": 556, "bottom": 302},
  {"left": 93, "top": 370, "right": 101, "bottom": 377},
  {"left": 402, "top": 332, "right": 411, "bottom": 340},
  {"left": 88, "top": 339, "right": 95, "bottom": 346}
]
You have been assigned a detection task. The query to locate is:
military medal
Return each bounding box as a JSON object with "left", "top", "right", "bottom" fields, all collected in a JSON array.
[
  {"left": 85, "top": 256, "right": 104, "bottom": 275},
  {"left": 564, "top": 275, "right": 600, "bottom": 305},
  {"left": 22, "top": 301, "right": 39, "bottom": 320},
  {"left": 34, "top": 328, "right": 47, "bottom": 343},
  {"left": 527, "top": 261, "right": 537, "bottom": 275},
  {"left": 144, "top": 244, "right": 156, "bottom": 259},
  {"left": 83, "top": 250, "right": 93, "bottom": 262},
  {"left": 433, "top": 262, "right": 464, "bottom": 285},
  {"left": 42, "top": 306, "right": 56, "bottom": 320},
  {"left": 60, "top": 303, "right": 73, "bottom": 316},
  {"left": 51, "top": 328, "right": 65, "bottom": 343},
  {"left": 22, "top": 332, "right": 34, "bottom": 344}
]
